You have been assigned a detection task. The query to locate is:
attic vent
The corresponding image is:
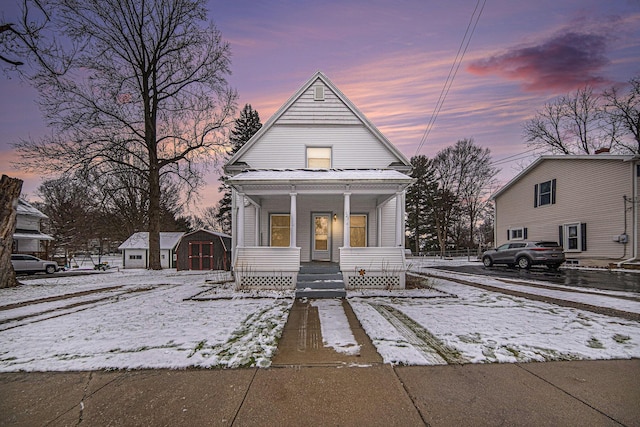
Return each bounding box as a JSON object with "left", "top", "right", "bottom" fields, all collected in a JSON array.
[{"left": 314, "top": 85, "right": 324, "bottom": 101}]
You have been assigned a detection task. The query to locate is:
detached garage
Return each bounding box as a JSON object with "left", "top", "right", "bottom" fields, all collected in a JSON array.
[
  {"left": 176, "top": 229, "right": 231, "bottom": 271},
  {"left": 118, "top": 232, "right": 184, "bottom": 269}
]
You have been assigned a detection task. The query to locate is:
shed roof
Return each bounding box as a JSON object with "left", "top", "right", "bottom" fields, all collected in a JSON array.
[{"left": 118, "top": 232, "right": 184, "bottom": 250}]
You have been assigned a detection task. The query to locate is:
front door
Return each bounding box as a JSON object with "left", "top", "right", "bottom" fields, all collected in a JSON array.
[{"left": 312, "top": 213, "right": 331, "bottom": 261}]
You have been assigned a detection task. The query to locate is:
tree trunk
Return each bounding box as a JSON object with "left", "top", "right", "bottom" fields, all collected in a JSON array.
[
  {"left": 0, "top": 175, "right": 23, "bottom": 288},
  {"left": 148, "top": 161, "right": 162, "bottom": 270}
]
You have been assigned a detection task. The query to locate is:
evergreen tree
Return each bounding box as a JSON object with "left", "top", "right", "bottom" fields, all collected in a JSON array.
[
  {"left": 405, "top": 155, "right": 438, "bottom": 254},
  {"left": 215, "top": 104, "right": 262, "bottom": 233}
]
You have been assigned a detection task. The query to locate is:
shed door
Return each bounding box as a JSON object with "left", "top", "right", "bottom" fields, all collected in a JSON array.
[
  {"left": 189, "top": 241, "right": 213, "bottom": 270},
  {"left": 312, "top": 213, "right": 331, "bottom": 261}
]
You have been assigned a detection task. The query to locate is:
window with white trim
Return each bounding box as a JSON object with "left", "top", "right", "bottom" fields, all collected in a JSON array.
[
  {"left": 350, "top": 214, "right": 367, "bottom": 247},
  {"left": 508, "top": 227, "right": 526, "bottom": 240},
  {"left": 270, "top": 214, "right": 290, "bottom": 247},
  {"left": 129, "top": 254, "right": 142, "bottom": 260},
  {"left": 561, "top": 222, "right": 587, "bottom": 252},
  {"left": 535, "top": 179, "right": 556, "bottom": 207},
  {"left": 306, "top": 147, "right": 331, "bottom": 168}
]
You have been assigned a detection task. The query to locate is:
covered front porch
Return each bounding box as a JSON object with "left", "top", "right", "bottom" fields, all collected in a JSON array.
[{"left": 228, "top": 169, "right": 413, "bottom": 291}]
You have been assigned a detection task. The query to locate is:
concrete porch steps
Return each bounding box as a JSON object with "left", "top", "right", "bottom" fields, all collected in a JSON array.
[{"left": 296, "top": 262, "right": 346, "bottom": 299}]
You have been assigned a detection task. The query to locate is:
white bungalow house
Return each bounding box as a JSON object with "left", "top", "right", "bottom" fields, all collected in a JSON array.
[
  {"left": 118, "top": 232, "right": 184, "bottom": 269},
  {"left": 13, "top": 199, "right": 54, "bottom": 257},
  {"left": 491, "top": 154, "right": 639, "bottom": 267},
  {"left": 224, "top": 72, "right": 414, "bottom": 291}
]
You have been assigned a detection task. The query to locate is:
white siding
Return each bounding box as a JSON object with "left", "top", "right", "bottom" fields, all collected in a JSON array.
[
  {"left": 495, "top": 158, "right": 634, "bottom": 259},
  {"left": 379, "top": 197, "right": 397, "bottom": 247},
  {"left": 241, "top": 126, "right": 397, "bottom": 169},
  {"left": 15, "top": 216, "right": 40, "bottom": 231},
  {"left": 123, "top": 249, "right": 147, "bottom": 269},
  {"left": 278, "top": 81, "right": 361, "bottom": 125}
]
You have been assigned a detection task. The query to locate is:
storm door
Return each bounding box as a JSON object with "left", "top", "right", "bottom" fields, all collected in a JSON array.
[{"left": 312, "top": 213, "right": 331, "bottom": 261}]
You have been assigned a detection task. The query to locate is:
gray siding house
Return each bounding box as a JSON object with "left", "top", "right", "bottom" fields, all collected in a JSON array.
[
  {"left": 224, "top": 72, "right": 414, "bottom": 289},
  {"left": 491, "top": 155, "right": 640, "bottom": 266}
]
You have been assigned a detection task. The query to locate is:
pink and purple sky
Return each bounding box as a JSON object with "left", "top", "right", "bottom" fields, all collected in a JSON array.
[{"left": 1, "top": 0, "right": 639, "bottom": 210}]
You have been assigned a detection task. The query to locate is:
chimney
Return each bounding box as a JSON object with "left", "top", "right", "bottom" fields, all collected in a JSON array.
[{"left": 595, "top": 147, "right": 610, "bottom": 154}]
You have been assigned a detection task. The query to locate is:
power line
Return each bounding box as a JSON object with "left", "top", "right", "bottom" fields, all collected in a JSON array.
[{"left": 415, "top": 0, "right": 486, "bottom": 156}]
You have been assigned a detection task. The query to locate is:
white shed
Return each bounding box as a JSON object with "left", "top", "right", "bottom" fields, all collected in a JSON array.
[{"left": 118, "top": 232, "right": 184, "bottom": 269}]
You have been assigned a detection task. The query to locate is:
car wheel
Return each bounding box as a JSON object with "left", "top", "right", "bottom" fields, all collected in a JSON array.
[
  {"left": 45, "top": 265, "right": 56, "bottom": 274},
  {"left": 482, "top": 256, "right": 493, "bottom": 267},
  {"left": 517, "top": 257, "right": 531, "bottom": 270}
]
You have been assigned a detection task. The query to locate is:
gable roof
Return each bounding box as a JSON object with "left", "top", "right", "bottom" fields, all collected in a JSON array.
[
  {"left": 225, "top": 71, "right": 411, "bottom": 172},
  {"left": 118, "top": 232, "right": 184, "bottom": 250},
  {"left": 17, "top": 199, "right": 48, "bottom": 219},
  {"left": 491, "top": 154, "right": 638, "bottom": 200},
  {"left": 183, "top": 228, "right": 231, "bottom": 239}
]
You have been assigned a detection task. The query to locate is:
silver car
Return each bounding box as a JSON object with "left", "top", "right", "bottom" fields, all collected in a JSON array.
[
  {"left": 482, "top": 241, "right": 565, "bottom": 270},
  {"left": 11, "top": 254, "right": 59, "bottom": 274}
]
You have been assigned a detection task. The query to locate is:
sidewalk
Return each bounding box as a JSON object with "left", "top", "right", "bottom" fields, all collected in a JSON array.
[{"left": 1, "top": 299, "right": 639, "bottom": 426}]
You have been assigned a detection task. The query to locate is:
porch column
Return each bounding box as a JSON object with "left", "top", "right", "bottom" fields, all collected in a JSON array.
[
  {"left": 237, "top": 192, "right": 245, "bottom": 247},
  {"left": 289, "top": 192, "right": 297, "bottom": 247},
  {"left": 395, "top": 191, "right": 403, "bottom": 247},
  {"left": 343, "top": 192, "right": 351, "bottom": 248},
  {"left": 377, "top": 205, "right": 382, "bottom": 247},
  {"left": 254, "top": 205, "right": 260, "bottom": 246}
]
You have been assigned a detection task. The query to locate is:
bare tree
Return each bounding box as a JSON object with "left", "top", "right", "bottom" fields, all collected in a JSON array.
[
  {"left": 37, "top": 176, "right": 99, "bottom": 263},
  {"left": 0, "top": 175, "right": 23, "bottom": 288},
  {"left": 433, "top": 139, "right": 498, "bottom": 250},
  {"left": 523, "top": 86, "right": 621, "bottom": 154},
  {"left": 604, "top": 76, "right": 640, "bottom": 154},
  {"left": 13, "top": 0, "right": 237, "bottom": 269}
]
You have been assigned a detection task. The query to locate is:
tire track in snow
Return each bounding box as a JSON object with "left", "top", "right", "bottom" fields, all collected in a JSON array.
[{"left": 370, "top": 303, "right": 468, "bottom": 365}]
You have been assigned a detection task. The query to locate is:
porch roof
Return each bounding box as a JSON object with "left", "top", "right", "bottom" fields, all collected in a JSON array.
[{"left": 227, "top": 169, "right": 414, "bottom": 187}]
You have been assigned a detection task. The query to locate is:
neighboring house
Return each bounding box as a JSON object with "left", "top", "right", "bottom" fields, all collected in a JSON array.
[
  {"left": 118, "top": 232, "right": 184, "bottom": 269},
  {"left": 224, "top": 71, "right": 414, "bottom": 289},
  {"left": 491, "top": 154, "right": 640, "bottom": 266},
  {"left": 13, "top": 199, "right": 54, "bottom": 258},
  {"left": 176, "top": 229, "right": 232, "bottom": 271}
]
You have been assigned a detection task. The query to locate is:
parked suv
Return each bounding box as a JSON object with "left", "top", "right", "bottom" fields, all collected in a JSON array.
[
  {"left": 11, "top": 254, "right": 59, "bottom": 274},
  {"left": 482, "top": 241, "right": 565, "bottom": 270}
]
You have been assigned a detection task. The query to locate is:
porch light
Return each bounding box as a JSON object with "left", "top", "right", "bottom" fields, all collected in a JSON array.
[{"left": 333, "top": 214, "right": 337, "bottom": 222}]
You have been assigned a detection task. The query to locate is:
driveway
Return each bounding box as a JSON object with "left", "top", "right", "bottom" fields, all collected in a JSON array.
[{"left": 431, "top": 263, "right": 640, "bottom": 293}]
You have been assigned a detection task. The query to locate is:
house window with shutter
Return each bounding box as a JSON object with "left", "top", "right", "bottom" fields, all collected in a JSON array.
[
  {"left": 534, "top": 179, "right": 556, "bottom": 207},
  {"left": 508, "top": 227, "right": 527, "bottom": 240},
  {"left": 561, "top": 223, "right": 587, "bottom": 252}
]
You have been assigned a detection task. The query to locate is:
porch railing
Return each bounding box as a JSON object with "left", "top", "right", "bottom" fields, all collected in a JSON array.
[
  {"left": 233, "top": 246, "right": 300, "bottom": 290},
  {"left": 339, "top": 247, "right": 406, "bottom": 289}
]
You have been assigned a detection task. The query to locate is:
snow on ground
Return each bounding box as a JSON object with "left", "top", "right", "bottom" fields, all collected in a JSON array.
[
  {"left": 310, "top": 299, "right": 360, "bottom": 355},
  {"left": 2, "top": 259, "right": 640, "bottom": 371},
  {"left": 0, "top": 269, "right": 292, "bottom": 372},
  {"left": 349, "top": 275, "right": 640, "bottom": 365}
]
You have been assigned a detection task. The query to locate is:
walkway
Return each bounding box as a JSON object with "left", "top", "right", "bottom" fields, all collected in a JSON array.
[{"left": 2, "top": 298, "right": 638, "bottom": 426}]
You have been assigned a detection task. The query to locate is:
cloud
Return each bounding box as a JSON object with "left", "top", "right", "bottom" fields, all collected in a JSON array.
[{"left": 467, "top": 31, "right": 612, "bottom": 92}]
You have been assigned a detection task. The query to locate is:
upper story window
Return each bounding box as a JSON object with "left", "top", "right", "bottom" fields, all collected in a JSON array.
[
  {"left": 534, "top": 178, "right": 556, "bottom": 207},
  {"left": 307, "top": 147, "right": 331, "bottom": 168}
]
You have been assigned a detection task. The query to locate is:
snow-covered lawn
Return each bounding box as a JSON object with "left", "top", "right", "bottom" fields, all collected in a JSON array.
[
  {"left": 348, "top": 275, "right": 640, "bottom": 365},
  {"left": 0, "top": 270, "right": 292, "bottom": 372},
  {"left": 2, "top": 263, "right": 639, "bottom": 372}
]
